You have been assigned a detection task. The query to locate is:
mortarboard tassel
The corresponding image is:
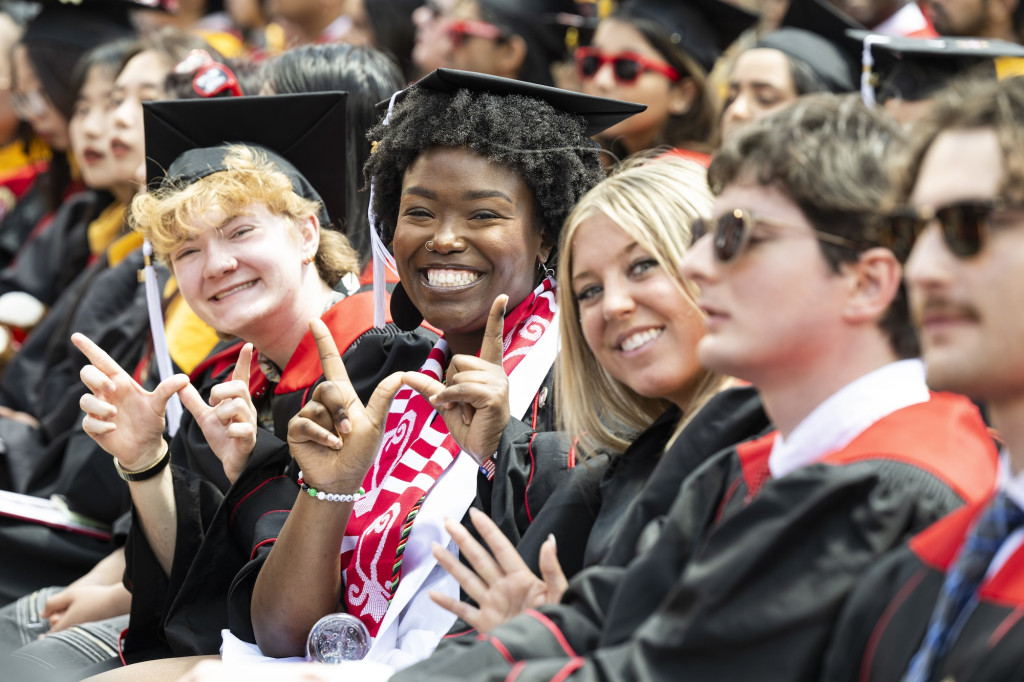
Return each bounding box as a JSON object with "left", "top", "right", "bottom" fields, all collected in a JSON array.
[
  {"left": 142, "top": 239, "right": 183, "bottom": 436},
  {"left": 370, "top": 91, "right": 402, "bottom": 329}
]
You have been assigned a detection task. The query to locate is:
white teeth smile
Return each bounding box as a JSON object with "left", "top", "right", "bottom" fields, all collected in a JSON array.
[
  {"left": 426, "top": 269, "right": 481, "bottom": 288},
  {"left": 213, "top": 281, "right": 256, "bottom": 300},
  {"left": 620, "top": 328, "right": 662, "bottom": 352}
]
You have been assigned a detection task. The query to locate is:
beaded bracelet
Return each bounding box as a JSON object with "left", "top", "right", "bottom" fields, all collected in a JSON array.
[{"left": 297, "top": 471, "right": 365, "bottom": 503}]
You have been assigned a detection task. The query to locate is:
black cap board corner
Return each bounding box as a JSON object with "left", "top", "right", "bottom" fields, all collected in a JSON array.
[
  {"left": 620, "top": 0, "right": 760, "bottom": 73},
  {"left": 143, "top": 92, "right": 348, "bottom": 225},
  {"left": 387, "top": 68, "right": 646, "bottom": 137}
]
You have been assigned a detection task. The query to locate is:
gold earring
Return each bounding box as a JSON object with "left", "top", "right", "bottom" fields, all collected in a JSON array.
[{"left": 303, "top": 254, "right": 315, "bottom": 265}]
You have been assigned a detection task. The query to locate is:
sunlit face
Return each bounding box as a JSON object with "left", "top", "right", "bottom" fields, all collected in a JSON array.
[
  {"left": 391, "top": 146, "right": 550, "bottom": 354},
  {"left": 170, "top": 202, "right": 319, "bottom": 342},
  {"left": 339, "top": 0, "right": 375, "bottom": 46},
  {"left": 581, "top": 18, "right": 691, "bottom": 155},
  {"left": 681, "top": 180, "right": 851, "bottom": 386},
  {"left": 12, "top": 44, "right": 69, "bottom": 151},
  {"left": 110, "top": 50, "right": 172, "bottom": 190},
  {"left": 905, "top": 128, "right": 1024, "bottom": 400},
  {"left": 721, "top": 48, "right": 798, "bottom": 141},
  {"left": 69, "top": 65, "right": 117, "bottom": 191},
  {"left": 446, "top": 0, "right": 517, "bottom": 79},
  {"left": 412, "top": 0, "right": 457, "bottom": 77},
  {"left": 929, "top": 0, "right": 989, "bottom": 36},
  {"left": 571, "top": 212, "right": 706, "bottom": 408}
]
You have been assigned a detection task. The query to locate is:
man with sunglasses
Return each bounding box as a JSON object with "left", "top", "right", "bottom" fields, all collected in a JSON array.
[
  {"left": 395, "top": 95, "right": 998, "bottom": 682},
  {"left": 823, "top": 77, "right": 1024, "bottom": 682}
]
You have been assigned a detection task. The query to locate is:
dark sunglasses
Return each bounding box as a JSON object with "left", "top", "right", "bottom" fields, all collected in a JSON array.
[
  {"left": 691, "top": 209, "right": 861, "bottom": 263},
  {"left": 884, "top": 199, "right": 1024, "bottom": 261},
  {"left": 447, "top": 18, "right": 505, "bottom": 48},
  {"left": 574, "top": 46, "right": 681, "bottom": 85}
]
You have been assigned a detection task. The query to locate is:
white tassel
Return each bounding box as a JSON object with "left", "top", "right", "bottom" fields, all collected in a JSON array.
[
  {"left": 143, "top": 240, "right": 183, "bottom": 436},
  {"left": 860, "top": 34, "right": 891, "bottom": 109},
  {"left": 370, "top": 91, "right": 402, "bottom": 329}
]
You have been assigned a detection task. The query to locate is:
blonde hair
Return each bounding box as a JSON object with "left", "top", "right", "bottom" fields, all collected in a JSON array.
[
  {"left": 129, "top": 145, "right": 359, "bottom": 285},
  {"left": 556, "top": 156, "right": 727, "bottom": 458}
]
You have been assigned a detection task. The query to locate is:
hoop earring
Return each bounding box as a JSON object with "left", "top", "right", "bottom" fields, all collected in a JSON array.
[
  {"left": 425, "top": 240, "right": 436, "bottom": 252},
  {"left": 537, "top": 259, "right": 555, "bottom": 280},
  {"left": 303, "top": 254, "right": 315, "bottom": 265}
]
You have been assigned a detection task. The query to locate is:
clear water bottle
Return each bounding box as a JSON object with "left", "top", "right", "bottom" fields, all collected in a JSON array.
[{"left": 305, "top": 613, "right": 372, "bottom": 663}]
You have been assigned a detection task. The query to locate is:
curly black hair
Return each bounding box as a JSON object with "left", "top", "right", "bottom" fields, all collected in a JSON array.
[{"left": 364, "top": 87, "right": 605, "bottom": 259}]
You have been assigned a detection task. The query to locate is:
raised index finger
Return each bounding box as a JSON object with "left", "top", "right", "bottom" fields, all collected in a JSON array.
[
  {"left": 310, "top": 318, "right": 350, "bottom": 384},
  {"left": 231, "top": 343, "right": 253, "bottom": 385},
  {"left": 71, "top": 332, "right": 129, "bottom": 380},
  {"left": 479, "top": 294, "right": 508, "bottom": 366}
]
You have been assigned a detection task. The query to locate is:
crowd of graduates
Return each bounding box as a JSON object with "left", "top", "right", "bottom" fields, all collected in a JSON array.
[{"left": 0, "top": 0, "right": 1020, "bottom": 680}]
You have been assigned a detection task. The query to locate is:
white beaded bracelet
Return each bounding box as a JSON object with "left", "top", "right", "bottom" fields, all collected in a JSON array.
[{"left": 297, "top": 471, "right": 364, "bottom": 502}]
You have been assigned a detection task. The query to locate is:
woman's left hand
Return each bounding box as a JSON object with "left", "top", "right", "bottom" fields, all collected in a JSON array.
[
  {"left": 403, "top": 295, "right": 510, "bottom": 465},
  {"left": 178, "top": 343, "right": 258, "bottom": 484},
  {"left": 428, "top": 507, "right": 568, "bottom": 634}
]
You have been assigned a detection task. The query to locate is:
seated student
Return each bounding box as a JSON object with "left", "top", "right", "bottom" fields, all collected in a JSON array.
[
  {"left": 430, "top": 157, "right": 770, "bottom": 634},
  {"left": 0, "top": 29, "right": 219, "bottom": 607},
  {"left": 61, "top": 92, "right": 436, "bottom": 682},
  {"left": 721, "top": 0, "right": 861, "bottom": 141},
  {"left": 230, "top": 70, "right": 642, "bottom": 670},
  {"left": 396, "top": 94, "right": 1000, "bottom": 682},
  {"left": 822, "top": 76, "right": 1024, "bottom": 682},
  {"left": 579, "top": 0, "right": 757, "bottom": 165}
]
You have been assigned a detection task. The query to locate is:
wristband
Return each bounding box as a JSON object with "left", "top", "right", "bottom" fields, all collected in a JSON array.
[
  {"left": 113, "top": 442, "right": 170, "bottom": 482},
  {"left": 297, "top": 471, "right": 365, "bottom": 502}
]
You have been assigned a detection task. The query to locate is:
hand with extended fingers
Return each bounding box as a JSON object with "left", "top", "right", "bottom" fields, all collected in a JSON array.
[
  {"left": 178, "top": 343, "right": 258, "bottom": 484},
  {"left": 403, "top": 295, "right": 511, "bottom": 465},
  {"left": 72, "top": 332, "right": 189, "bottom": 470},
  {"left": 286, "top": 319, "right": 406, "bottom": 493},
  {"left": 429, "top": 507, "right": 568, "bottom": 634}
]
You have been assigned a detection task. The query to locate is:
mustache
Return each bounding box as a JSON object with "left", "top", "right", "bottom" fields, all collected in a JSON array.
[{"left": 913, "top": 296, "right": 980, "bottom": 325}]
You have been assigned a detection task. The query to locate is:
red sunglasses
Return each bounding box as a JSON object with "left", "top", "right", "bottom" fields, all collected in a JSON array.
[
  {"left": 448, "top": 18, "right": 506, "bottom": 48},
  {"left": 575, "top": 46, "right": 681, "bottom": 84},
  {"left": 174, "top": 49, "right": 242, "bottom": 99}
]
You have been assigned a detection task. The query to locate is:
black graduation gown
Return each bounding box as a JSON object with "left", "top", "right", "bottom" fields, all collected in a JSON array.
[
  {"left": 121, "top": 323, "right": 438, "bottom": 663},
  {"left": 399, "top": 393, "right": 998, "bottom": 682},
  {"left": 822, "top": 493, "right": 1024, "bottom": 682},
  {"left": 0, "top": 190, "right": 112, "bottom": 305}
]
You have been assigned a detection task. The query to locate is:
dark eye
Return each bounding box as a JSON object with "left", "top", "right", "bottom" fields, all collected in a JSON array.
[
  {"left": 230, "top": 225, "right": 255, "bottom": 238},
  {"left": 172, "top": 247, "right": 197, "bottom": 262},
  {"left": 470, "top": 210, "right": 501, "bottom": 221},
  {"left": 573, "top": 284, "right": 602, "bottom": 303},
  {"left": 629, "top": 258, "right": 658, "bottom": 276}
]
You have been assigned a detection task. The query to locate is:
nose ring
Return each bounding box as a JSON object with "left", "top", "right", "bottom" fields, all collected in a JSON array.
[{"left": 425, "top": 240, "right": 436, "bottom": 252}]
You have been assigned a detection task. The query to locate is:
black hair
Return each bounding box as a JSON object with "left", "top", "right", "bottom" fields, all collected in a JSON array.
[
  {"left": 787, "top": 54, "right": 830, "bottom": 96},
  {"left": 265, "top": 43, "right": 405, "bottom": 268},
  {"left": 363, "top": 0, "right": 419, "bottom": 84},
  {"left": 69, "top": 38, "right": 137, "bottom": 113},
  {"left": 476, "top": 0, "right": 570, "bottom": 86},
  {"left": 365, "top": 86, "right": 604, "bottom": 262}
]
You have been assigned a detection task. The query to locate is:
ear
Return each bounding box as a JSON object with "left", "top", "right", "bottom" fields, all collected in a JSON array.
[
  {"left": 668, "top": 77, "right": 699, "bottom": 117},
  {"left": 298, "top": 214, "right": 321, "bottom": 260},
  {"left": 538, "top": 237, "right": 554, "bottom": 267},
  {"left": 840, "top": 247, "right": 902, "bottom": 325},
  {"left": 991, "top": 0, "right": 1016, "bottom": 23},
  {"left": 495, "top": 35, "right": 529, "bottom": 79}
]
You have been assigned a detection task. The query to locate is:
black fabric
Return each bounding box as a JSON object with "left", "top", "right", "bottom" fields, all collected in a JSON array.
[
  {"left": 0, "top": 190, "right": 111, "bottom": 305},
  {"left": 399, "top": 398, "right": 984, "bottom": 682},
  {"left": 144, "top": 93, "right": 348, "bottom": 227},
  {"left": 823, "top": 511, "right": 1024, "bottom": 682},
  {"left": 0, "top": 178, "right": 49, "bottom": 271},
  {"left": 121, "top": 327, "right": 438, "bottom": 662}
]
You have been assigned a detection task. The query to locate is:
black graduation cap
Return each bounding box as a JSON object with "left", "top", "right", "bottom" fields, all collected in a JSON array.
[
  {"left": 23, "top": 0, "right": 174, "bottom": 49},
  {"left": 391, "top": 68, "right": 646, "bottom": 137},
  {"left": 755, "top": 0, "right": 863, "bottom": 92},
  {"left": 618, "top": 0, "right": 759, "bottom": 73},
  {"left": 477, "top": 0, "right": 582, "bottom": 66},
  {"left": 143, "top": 92, "right": 348, "bottom": 226},
  {"left": 374, "top": 68, "right": 646, "bottom": 330},
  {"left": 850, "top": 30, "right": 1024, "bottom": 102}
]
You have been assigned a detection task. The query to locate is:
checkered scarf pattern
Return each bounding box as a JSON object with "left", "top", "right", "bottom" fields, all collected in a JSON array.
[{"left": 341, "top": 278, "right": 558, "bottom": 637}]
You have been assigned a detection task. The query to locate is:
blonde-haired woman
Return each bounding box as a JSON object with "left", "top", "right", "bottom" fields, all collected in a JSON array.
[{"left": 424, "top": 157, "right": 770, "bottom": 639}]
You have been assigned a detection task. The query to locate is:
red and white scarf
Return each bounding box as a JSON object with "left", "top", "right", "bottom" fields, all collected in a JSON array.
[{"left": 341, "top": 278, "right": 559, "bottom": 637}]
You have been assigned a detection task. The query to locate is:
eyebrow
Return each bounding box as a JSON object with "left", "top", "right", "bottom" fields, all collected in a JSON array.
[
  {"left": 402, "top": 186, "right": 514, "bottom": 203},
  {"left": 570, "top": 240, "right": 641, "bottom": 283}
]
